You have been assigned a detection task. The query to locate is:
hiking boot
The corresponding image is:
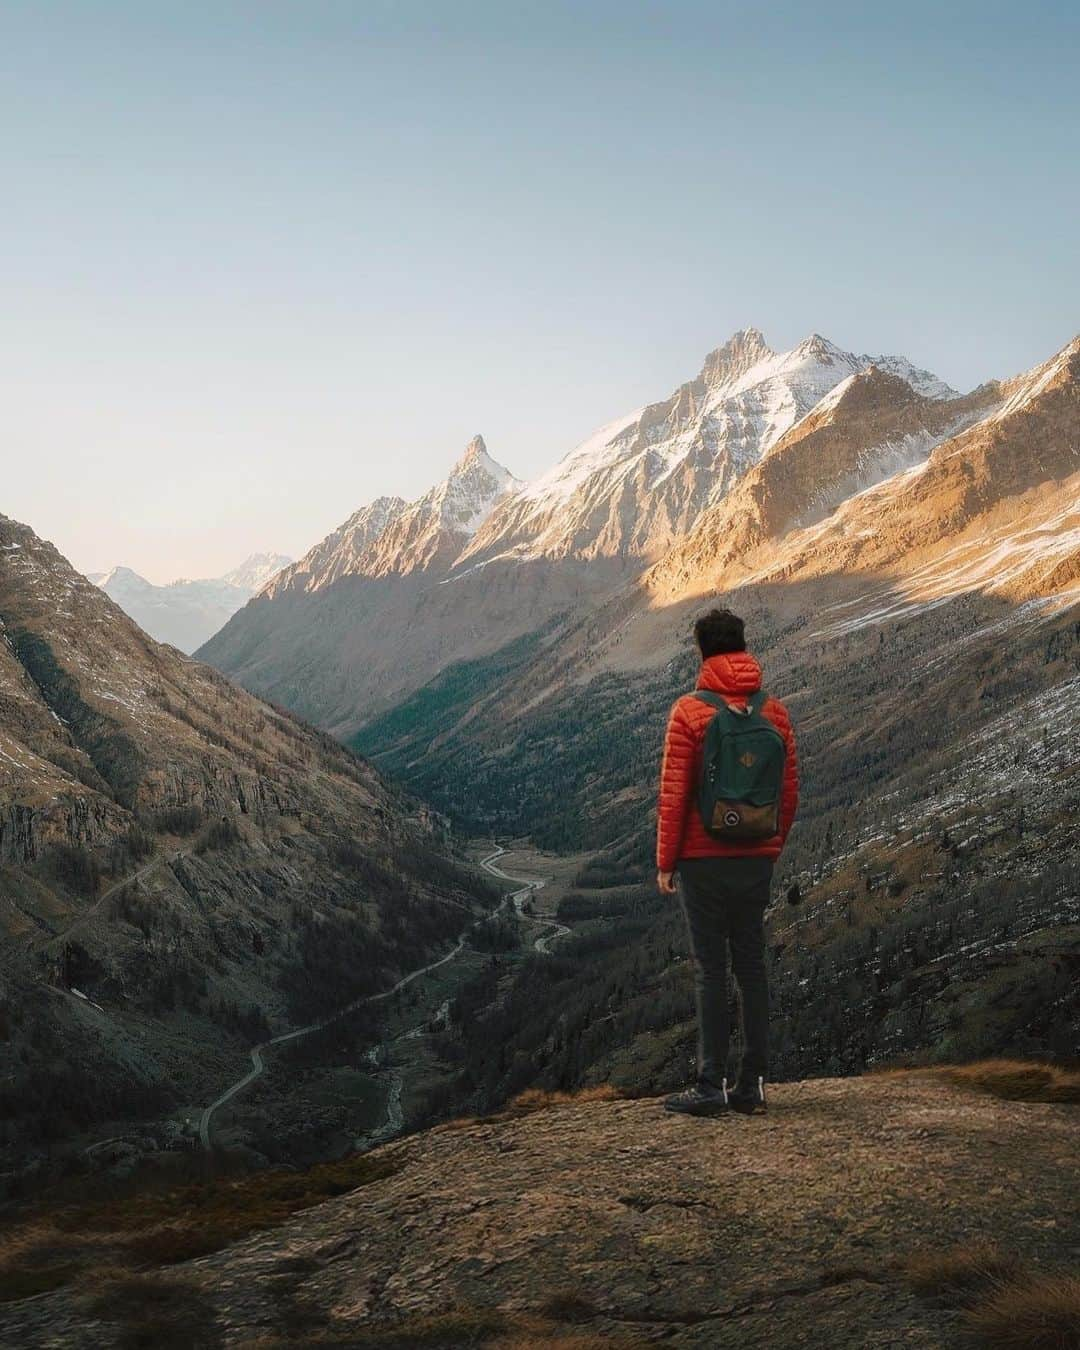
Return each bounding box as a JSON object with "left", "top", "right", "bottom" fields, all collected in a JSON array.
[
  {"left": 664, "top": 1078, "right": 729, "bottom": 1117},
  {"left": 728, "top": 1076, "right": 767, "bottom": 1115}
]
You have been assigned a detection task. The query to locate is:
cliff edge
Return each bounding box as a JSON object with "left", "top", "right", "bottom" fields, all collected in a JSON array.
[{"left": 2, "top": 1073, "right": 1077, "bottom": 1348}]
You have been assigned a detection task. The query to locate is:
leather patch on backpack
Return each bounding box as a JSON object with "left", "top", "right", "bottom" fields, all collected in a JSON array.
[{"left": 710, "top": 800, "right": 779, "bottom": 840}]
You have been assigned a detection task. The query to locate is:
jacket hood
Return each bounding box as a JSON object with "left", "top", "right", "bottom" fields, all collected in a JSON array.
[{"left": 696, "top": 651, "right": 762, "bottom": 695}]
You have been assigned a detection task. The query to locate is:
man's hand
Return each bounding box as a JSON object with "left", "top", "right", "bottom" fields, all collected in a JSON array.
[{"left": 657, "top": 869, "right": 678, "bottom": 894}]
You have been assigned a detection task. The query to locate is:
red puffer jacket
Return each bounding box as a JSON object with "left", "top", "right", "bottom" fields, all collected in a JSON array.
[{"left": 656, "top": 651, "right": 799, "bottom": 872}]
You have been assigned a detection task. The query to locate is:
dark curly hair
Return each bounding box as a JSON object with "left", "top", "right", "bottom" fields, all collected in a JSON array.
[{"left": 693, "top": 608, "right": 746, "bottom": 658}]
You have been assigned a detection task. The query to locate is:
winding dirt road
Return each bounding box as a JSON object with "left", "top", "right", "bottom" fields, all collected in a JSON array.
[
  {"left": 198, "top": 932, "right": 468, "bottom": 1148},
  {"left": 479, "top": 846, "right": 570, "bottom": 953},
  {"left": 200, "top": 846, "right": 570, "bottom": 1150},
  {"left": 37, "top": 851, "right": 182, "bottom": 955}
]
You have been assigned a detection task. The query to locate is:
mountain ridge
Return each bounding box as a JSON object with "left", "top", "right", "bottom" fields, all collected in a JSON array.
[
  {"left": 199, "top": 328, "right": 965, "bottom": 728},
  {"left": 455, "top": 330, "right": 959, "bottom": 572}
]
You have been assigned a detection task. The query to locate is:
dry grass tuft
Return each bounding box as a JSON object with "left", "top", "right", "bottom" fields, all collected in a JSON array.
[
  {"left": 234, "top": 1305, "right": 641, "bottom": 1349},
  {"left": 901, "top": 1244, "right": 1080, "bottom": 1348},
  {"left": 430, "top": 1115, "right": 483, "bottom": 1133},
  {"left": 936, "top": 1060, "right": 1080, "bottom": 1103},
  {"left": 0, "top": 1151, "right": 403, "bottom": 1305},
  {"left": 0, "top": 1224, "right": 120, "bottom": 1303},
  {"left": 86, "top": 1272, "right": 219, "bottom": 1348},
  {"left": 964, "top": 1273, "right": 1080, "bottom": 1349},
  {"left": 892, "top": 1059, "right": 1080, "bottom": 1103},
  {"left": 501, "top": 1085, "right": 623, "bottom": 1117},
  {"left": 902, "top": 1243, "right": 1024, "bottom": 1304}
]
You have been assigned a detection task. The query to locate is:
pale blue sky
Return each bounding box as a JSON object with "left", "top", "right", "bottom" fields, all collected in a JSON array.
[{"left": 2, "top": 1, "right": 1077, "bottom": 581}]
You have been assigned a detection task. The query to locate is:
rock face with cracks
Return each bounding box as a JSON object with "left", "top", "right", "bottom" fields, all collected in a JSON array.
[{"left": 3, "top": 1074, "right": 1077, "bottom": 1347}]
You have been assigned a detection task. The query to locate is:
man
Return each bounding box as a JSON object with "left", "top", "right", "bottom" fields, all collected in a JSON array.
[{"left": 657, "top": 608, "right": 798, "bottom": 1116}]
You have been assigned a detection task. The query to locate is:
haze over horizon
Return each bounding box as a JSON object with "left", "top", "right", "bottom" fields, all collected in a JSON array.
[{"left": 3, "top": 0, "right": 1078, "bottom": 582}]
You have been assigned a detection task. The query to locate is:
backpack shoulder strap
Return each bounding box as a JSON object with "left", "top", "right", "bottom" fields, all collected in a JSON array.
[{"left": 692, "top": 689, "right": 767, "bottom": 716}]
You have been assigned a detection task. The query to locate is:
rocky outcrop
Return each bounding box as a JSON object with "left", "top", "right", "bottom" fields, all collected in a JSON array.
[
  {"left": 2, "top": 1075, "right": 1076, "bottom": 1347},
  {"left": 0, "top": 802, "right": 37, "bottom": 862}
]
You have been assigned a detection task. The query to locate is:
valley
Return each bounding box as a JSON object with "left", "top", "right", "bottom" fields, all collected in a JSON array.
[
  {"left": 7, "top": 13, "right": 1079, "bottom": 1343},
  {"left": 479, "top": 845, "right": 573, "bottom": 954},
  {"left": 2, "top": 325, "right": 1077, "bottom": 1199},
  {"left": 200, "top": 843, "right": 587, "bottom": 1166}
]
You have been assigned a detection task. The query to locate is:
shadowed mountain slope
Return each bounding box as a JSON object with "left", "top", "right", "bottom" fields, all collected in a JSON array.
[{"left": 0, "top": 513, "right": 493, "bottom": 1177}]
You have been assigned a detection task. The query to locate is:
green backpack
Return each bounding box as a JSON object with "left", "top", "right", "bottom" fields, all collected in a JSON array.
[{"left": 693, "top": 690, "right": 787, "bottom": 841}]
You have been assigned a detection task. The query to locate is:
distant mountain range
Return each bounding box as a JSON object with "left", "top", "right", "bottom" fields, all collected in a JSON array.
[
  {"left": 88, "top": 553, "right": 292, "bottom": 653},
  {"left": 198, "top": 329, "right": 1079, "bottom": 734}
]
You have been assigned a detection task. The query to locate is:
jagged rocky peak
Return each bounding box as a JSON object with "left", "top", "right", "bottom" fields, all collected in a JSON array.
[
  {"left": 456, "top": 432, "right": 490, "bottom": 467},
  {"left": 431, "top": 434, "right": 522, "bottom": 533},
  {"left": 699, "top": 326, "right": 774, "bottom": 388},
  {"left": 450, "top": 433, "right": 519, "bottom": 491}
]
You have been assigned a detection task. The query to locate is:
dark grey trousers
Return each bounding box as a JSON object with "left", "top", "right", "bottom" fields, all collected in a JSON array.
[{"left": 678, "top": 856, "right": 773, "bottom": 1087}]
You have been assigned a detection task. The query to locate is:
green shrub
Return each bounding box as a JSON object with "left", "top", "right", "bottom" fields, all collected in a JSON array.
[
  {"left": 44, "top": 843, "right": 100, "bottom": 897},
  {"left": 194, "top": 817, "right": 240, "bottom": 854},
  {"left": 151, "top": 806, "right": 204, "bottom": 836}
]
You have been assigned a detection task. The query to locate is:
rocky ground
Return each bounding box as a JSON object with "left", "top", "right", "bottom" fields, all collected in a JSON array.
[{"left": 3, "top": 1073, "right": 1077, "bottom": 1347}]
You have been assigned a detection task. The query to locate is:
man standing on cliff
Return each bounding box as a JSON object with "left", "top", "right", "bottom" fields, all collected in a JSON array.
[{"left": 657, "top": 608, "right": 798, "bottom": 1116}]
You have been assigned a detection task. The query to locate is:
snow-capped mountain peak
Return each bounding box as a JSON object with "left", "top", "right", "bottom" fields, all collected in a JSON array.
[
  {"left": 97, "top": 565, "right": 154, "bottom": 594},
  {"left": 862, "top": 355, "right": 959, "bottom": 401},
  {"left": 457, "top": 329, "right": 957, "bottom": 570},
  {"left": 421, "top": 434, "right": 523, "bottom": 535},
  {"left": 221, "top": 552, "right": 293, "bottom": 592},
  {"left": 699, "top": 326, "right": 775, "bottom": 391}
]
